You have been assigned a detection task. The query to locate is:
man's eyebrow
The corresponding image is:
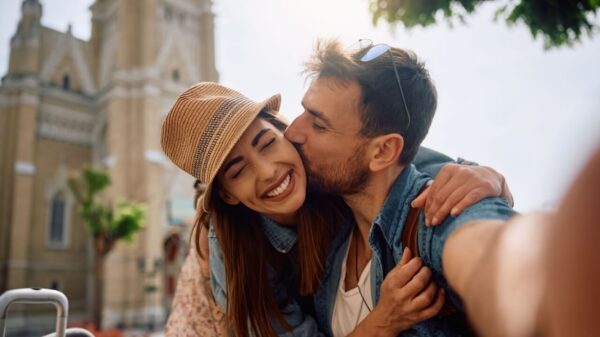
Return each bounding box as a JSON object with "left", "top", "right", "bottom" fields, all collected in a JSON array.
[
  {"left": 251, "top": 128, "right": 270, "bottom": 147},
  {"left": 222, "top": 156, "right": 243, "bottom": 176},
  {"left": 301, "top": 101, "right": 332, "bottom": 127}
]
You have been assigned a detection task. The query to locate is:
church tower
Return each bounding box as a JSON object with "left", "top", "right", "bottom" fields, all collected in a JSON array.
[
  {"left": 0, "top": 0, "right": 44, "bottom": 293},
  {"left": 0, "top": 0, "right": 217, "bottom": 330},
  {"left": 89, "top": 0, "right": 218, "bottom": 327}
]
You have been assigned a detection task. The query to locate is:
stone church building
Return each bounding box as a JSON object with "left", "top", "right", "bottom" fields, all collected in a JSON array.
[{"left": 0, "top": 0, "right": 217, "bottom": 330}]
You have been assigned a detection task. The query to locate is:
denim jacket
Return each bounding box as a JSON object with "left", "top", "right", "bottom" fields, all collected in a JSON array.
[
  {"left": 314, "top": 164, "right": 515, "bottom": 336},
  {"left": 209, "top": 215, "right": 325, "bottom": 336},
  {"left": 209, "top": 147, "right": 492, "bottom": 336}
]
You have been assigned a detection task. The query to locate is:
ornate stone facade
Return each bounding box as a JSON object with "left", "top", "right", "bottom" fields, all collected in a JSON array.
[{"left": 0, "top": 0, "right": 217, "bottom": 330}]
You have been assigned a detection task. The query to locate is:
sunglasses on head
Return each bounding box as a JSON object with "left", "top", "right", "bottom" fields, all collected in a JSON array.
[{"left": 348, "top": 39, "right": 411, "bottom": 131}]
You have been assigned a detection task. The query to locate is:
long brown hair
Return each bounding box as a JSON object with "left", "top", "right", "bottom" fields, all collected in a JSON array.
[{"left": 194, "top": 111, "right": 347, "bottom": 337}]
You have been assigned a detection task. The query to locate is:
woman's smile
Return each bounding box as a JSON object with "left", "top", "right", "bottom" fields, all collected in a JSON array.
[{"left": 263, "top": 170, "right": 294, "bottom": 200}]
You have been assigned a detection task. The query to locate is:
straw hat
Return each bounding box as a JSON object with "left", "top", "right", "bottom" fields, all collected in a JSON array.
[{"left": 161, "top": 82, "right": 281, "bottom": 211}]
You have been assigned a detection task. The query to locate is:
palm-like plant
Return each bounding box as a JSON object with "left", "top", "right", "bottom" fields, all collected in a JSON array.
[{"left": 68, "top": 167, "right": 145, "bottom": 329}]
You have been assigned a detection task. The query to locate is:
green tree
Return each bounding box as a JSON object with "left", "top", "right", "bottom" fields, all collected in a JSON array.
[
  {"left": 68, "top": 167, "right": 145, "bottom": 329},
  {"left": 369, "top": 0, "right": 599, "bottom": 48}
]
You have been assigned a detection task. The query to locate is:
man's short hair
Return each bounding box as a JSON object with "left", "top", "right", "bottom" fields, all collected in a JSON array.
[{"left": 304, "top": 39, "right": 437, "bottom": 164}]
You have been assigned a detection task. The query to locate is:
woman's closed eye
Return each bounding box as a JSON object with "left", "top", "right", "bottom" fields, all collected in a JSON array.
[
  {"left": 260, "top": 137, "right": 276, "bottom": 151},
  {"left": 232, "top": 164, "right": 246, "bottom": 179},
  {"left": 231, "top": 138, "right": 276, "bottom": 178}
]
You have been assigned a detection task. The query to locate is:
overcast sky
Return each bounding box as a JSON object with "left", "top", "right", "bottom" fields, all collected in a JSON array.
[{"left": 1, "top": 0, "right": 599, "bottom": 212}]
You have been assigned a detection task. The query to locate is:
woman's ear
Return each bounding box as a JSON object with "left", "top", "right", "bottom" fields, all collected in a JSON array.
[
  {"left": 219, "top": 188, "right": 240, "bottom": 205},
  {"left": 368, "top": 134, "right": 404, "bottom": 172}
]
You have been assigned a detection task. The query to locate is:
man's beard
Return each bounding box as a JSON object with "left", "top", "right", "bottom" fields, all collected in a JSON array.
[{"left": 295, "top": 143, "right": 370, "bottom": 195}]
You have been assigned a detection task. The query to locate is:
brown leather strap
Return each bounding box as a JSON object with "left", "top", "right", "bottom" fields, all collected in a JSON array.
[
  {"left": 401, "top": 184, "right": 428, "bottom": 257},
  {"left": 401, "top": 206, "right": 421, "bottom": 257},
  {"left": 401, "top": 204, "right": 458, "bottom": 317}
]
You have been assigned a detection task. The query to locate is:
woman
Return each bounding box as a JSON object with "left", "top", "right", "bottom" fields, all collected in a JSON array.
[
  {"left": 162, "top": 82, "right": 364, "bottom": 337},
  {"left": 161, "top": 82, "right": 509, "bottom": 337}
]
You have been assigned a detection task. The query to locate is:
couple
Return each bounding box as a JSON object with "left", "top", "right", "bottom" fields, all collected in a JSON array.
[{"left": 161, "top": 39, "right": 514, "bottom": 337}]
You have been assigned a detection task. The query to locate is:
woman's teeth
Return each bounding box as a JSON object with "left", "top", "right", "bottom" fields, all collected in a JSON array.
[{"left": 267, "top": 174, "right": 291, "bottom": 198}]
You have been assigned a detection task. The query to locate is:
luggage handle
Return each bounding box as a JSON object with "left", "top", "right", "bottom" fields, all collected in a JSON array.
[{"left": 0, "top": 288, "right": 68, "bottom": 337}]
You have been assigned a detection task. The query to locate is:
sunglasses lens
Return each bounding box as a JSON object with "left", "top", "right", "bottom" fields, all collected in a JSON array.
[{"left": 361, "top": 44, "right": 390, "bottom": 62}]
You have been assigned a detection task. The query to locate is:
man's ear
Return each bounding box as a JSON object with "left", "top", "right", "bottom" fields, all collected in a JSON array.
[
  {"left": 219, "top": 188, "right": 241, "bottom": 205},
  {"left": 367, "top": 134, "right": 404, "bottom": 172}
]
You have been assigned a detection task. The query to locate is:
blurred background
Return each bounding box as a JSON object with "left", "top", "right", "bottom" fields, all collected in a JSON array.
[{"left": 0, "top": 0, "right": 598, "bottom": 335}]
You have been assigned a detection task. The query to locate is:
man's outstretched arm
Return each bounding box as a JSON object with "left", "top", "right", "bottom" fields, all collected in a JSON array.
[
  {"left": 442, "top": 215, "right": 548, "bottom": 337},
  {"left": 444, "top": 146, "right": 600, "bottom": 337}
]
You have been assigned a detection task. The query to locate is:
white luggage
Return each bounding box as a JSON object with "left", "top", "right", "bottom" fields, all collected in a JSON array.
[{"left": 0, "top": 288, "right": 94, "bottom": 337}]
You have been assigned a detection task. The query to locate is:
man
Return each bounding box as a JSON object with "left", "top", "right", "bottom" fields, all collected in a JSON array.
[{"left": 284, "top": 39, "right": 515, "bottom": 336}]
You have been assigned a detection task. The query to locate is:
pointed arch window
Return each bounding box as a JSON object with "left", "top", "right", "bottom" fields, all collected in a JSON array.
[
  {"left": 164, "top": 6, "right": 172, "bottom": 20},
  {"left": 49, "top": 190, "right": 66, "bottom": 244},
  {"left": 62, "top": 74, "right": 70, "bottom": 90}
]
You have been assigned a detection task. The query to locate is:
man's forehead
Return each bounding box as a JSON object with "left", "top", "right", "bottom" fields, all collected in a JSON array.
[
  {"left": 304, "top": 77, "right": 362, "bottom": 120},
  {"left": 308, "top": 76, "right": 359, "bottom": 96}
]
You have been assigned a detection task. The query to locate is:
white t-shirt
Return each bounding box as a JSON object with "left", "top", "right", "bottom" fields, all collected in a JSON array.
[{"left": 331, "top": 233, "right": 373, "bottom": 337}]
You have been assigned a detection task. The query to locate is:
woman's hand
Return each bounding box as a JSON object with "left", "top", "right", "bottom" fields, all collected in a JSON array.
[
  {"left": 412, "top": 164, "right": 514, "bottom": 226},
  {"left": 350, "top": 248, "right": 445, "bottom": 337}
]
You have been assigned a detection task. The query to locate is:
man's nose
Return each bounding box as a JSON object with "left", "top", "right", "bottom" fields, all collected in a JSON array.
[{"left": 284, "top": 115, "right": 307, "bottom": 145}]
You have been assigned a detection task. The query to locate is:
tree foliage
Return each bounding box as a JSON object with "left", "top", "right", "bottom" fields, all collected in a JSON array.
[
  {"left": 68, "top": 166, "right": 145, "bottom": 250},
  {"left": 68, "top": 166, "right": 145, "bottom": 329},
  {"left": 369, "top": 0, "right": 599, "bottom": 48}
]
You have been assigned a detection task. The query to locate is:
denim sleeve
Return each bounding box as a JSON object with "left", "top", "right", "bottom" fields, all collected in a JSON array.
[
  {"left": 424, "top": 196, "right": 515, "bottom": 276},
  {"left": 420, "top": 197, "right": 515, "bottom": 308},
  {"left": 208, "top": 225, "right": 326, "bottom": 336},
  {"left": 413, "top": 146, "right": 456, "bottom": 177}
]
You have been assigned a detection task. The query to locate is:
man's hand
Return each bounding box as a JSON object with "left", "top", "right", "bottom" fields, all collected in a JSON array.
[
  {"left": 412, "top": 164, "right": 514, "bottom": 226},
  {"left": 355, "top": 248, "right": 445, "bottom": 337}
]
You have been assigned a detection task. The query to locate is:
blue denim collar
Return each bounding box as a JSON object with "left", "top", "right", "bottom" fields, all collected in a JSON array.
[
  {"left": 260, "top": 215, "right": 297, "bottom": 253},
  {"left": 371, "top": 164, "right": 430, "bottom": 248}
]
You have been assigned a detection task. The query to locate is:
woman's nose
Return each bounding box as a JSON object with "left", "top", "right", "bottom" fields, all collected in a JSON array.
[{"left": 255, "top": 160, "right": 278, "bottom": 182}]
